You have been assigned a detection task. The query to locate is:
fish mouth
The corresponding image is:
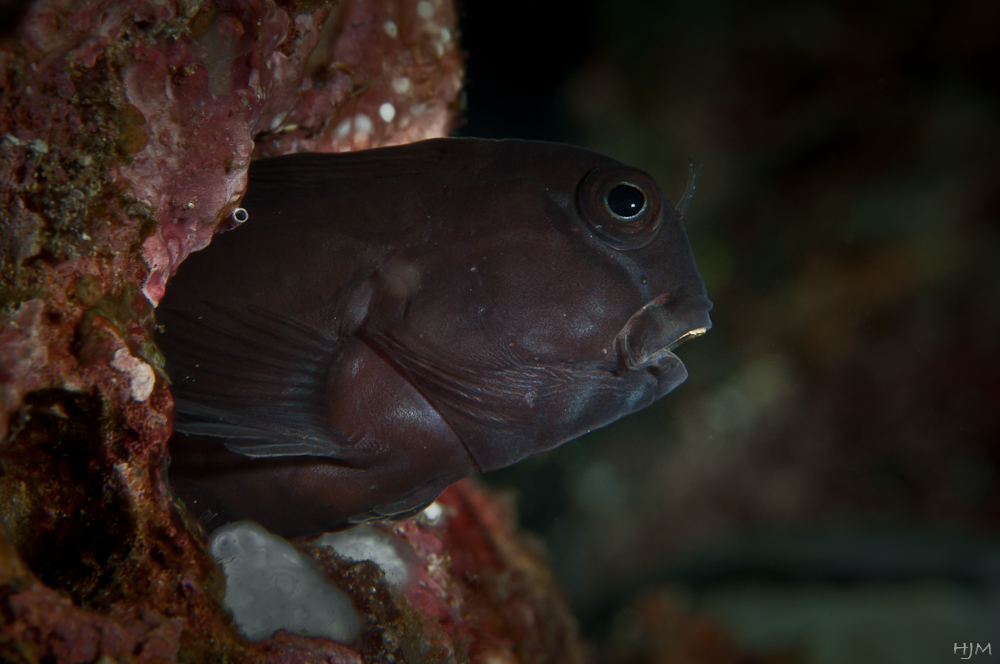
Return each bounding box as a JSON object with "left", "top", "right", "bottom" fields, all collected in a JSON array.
[{"left": 614, "top": 293, "right": 711, "bottom": 387}]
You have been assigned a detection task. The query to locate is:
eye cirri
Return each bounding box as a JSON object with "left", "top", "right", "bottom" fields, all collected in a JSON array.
[{"left": 577, "top": 167, "right": 663, "bottom": 250}]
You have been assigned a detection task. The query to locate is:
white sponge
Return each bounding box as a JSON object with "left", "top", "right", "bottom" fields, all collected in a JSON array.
[
  {"left": 209, "top": 521, "right": 361, "bottom": 643},
  {"left": 313, "top": 524, "right": 413, "bottom": 587}
]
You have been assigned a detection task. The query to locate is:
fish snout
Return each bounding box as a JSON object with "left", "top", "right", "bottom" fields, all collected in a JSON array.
[{"left": 614, "top": 293, "right": 711, "bottom": 379}]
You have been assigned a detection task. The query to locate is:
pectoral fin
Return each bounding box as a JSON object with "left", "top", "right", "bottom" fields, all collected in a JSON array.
[{"left": 158, "top": 302, "right": 360, "bottom": 461}]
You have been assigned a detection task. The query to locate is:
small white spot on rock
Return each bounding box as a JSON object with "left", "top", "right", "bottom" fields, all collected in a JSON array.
[
  {"left": 409, "top": 102, "right": 427, "bottom": 116},
  {"left": 379, "top": 102, "right": 396, "bottom": 123},
  {"left": 269, "top": 111, "right": 288, "bottom": 131},
  {"left": 440, "top": 26, "right": 452, "bottom": 42},
  {"left": 353, "top": 113, "right": 373, "bottom": 136},
  {"left": 111, "top": 348, "right": 155, "bottom": 402},
  {"left": 383, "top": 19, "right": 398, "bottom": 37},
  {"left": 417, "top": 0, "right": 434, "bottom": 21},
  {"left": 335, "top": 117, "right": 352, "bottom": 137},
  {"left": 432, "top": 41, "right": 445, "bottom": 57},
  {"left": 416, "top": 1, "right": 434, "bottom": 19},
  {"left": 420, "top": 501, "right": 444, "bottom": 524},
  {"left": 391, "top": 76, "right": 411, "bottom": 94}
]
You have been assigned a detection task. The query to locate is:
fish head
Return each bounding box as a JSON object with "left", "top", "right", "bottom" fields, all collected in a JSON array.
[
  {"left": 566, "top": 147, "right": 714, "bottom": 393},
  {"left": 371, "top": 140, "right": 713, "bottom": 471}
]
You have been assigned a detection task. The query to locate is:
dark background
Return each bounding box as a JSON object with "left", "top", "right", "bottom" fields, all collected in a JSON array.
[{"left": 457, "top": 1, "right": 1000, "bottom": 661}]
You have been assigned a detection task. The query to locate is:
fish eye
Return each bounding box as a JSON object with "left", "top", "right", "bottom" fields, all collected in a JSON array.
[
  {"left": 577, "top": 167, "right": 663, "bottom": 250},
  {"left": 606, "top": 183, "right": 647, "bottom": 219}
]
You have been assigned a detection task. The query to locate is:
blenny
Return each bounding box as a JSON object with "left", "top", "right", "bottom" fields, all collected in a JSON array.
[{"left": 158, "top": 138, "right": 712, "bottom": 536}]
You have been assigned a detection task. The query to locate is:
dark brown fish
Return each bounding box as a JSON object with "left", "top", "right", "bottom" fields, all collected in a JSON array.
[{"left": 159, "top": 137, "right": 712, "bottom": 536}]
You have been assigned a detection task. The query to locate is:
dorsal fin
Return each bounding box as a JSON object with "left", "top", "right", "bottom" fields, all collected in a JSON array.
[{"left": 240, "top": 140, "right": 458, "bottom": 233}]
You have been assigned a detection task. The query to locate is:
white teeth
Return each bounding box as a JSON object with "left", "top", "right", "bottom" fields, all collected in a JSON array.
[{"left": 667, "top": 327, "right": 709, "bottom": 351}]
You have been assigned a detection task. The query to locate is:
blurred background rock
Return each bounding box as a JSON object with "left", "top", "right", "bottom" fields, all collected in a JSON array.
[{"left": 457, "top": 0, "right": 1000, "bottom": 662}]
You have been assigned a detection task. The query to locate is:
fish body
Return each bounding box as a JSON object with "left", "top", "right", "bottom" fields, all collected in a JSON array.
[{"left": 159, "top": 138, "right": 712, "bottom": 536}]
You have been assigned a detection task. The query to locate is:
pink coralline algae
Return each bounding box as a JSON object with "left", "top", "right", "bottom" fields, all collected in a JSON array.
[
  {"left": 0, "top": 0, "right": 584, "bottom": 662},
  {"left": 302, "top": 480, "right": 585, "bottom": 663},
  {"left": 4, "top": 585, "right": 186, "bottom": 664},
  {"left": 0, "top": 0, "right": 461, "bottom": 439},
  {"left": 120, "top": 0, "right": 461, "bottom": 305}
]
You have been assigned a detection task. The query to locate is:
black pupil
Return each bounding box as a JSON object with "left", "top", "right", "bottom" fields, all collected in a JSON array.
[{"left": 606, "top": 184, "right": 646, "bottom": 218}]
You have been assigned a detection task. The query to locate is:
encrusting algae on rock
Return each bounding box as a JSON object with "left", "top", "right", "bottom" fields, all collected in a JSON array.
[{"left": 0, "top": 0, "right": 590, "bottom": 661}]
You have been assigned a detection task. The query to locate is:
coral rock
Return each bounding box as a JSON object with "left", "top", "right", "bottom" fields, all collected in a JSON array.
[
  {"left": 0, "top": 1, "right": 586, "bottom": 662},
  {"left": 300, "top": 480, "right": 585, "bottom": 664}
]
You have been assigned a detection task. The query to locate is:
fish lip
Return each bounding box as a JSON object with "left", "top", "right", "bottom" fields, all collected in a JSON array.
[{"left": 614, "top": 293, "right": 711, "bottom": 372}]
